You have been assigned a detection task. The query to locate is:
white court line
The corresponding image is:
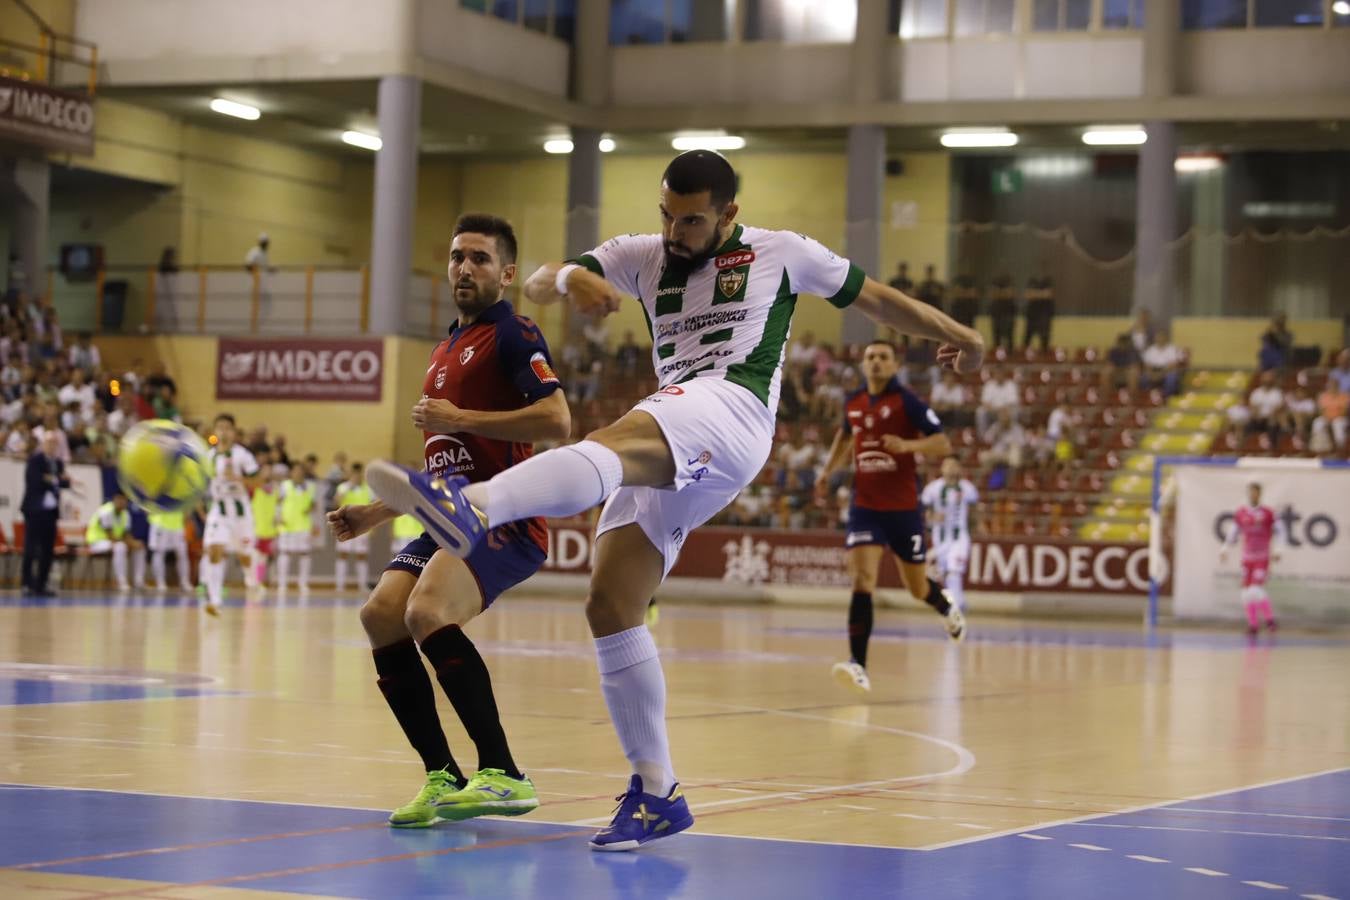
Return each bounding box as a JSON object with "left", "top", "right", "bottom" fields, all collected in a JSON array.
[
  {"left": 1127, "top": 855, "right": 1169, "bottom": 863},
  {"left": 1017, "top": 834, "right": 1053, "bottom": 841},
  {"left": 837, "top": 805, "right": 876, "bottom": 812},
  {"left": 1169, "top": 807, "right": 1350, "bottom": 824},
  {"left": 1186, "top": 868, "right": 1229, "bottom": 877},
  {"left": 1077, "top": 822, "right": 1350, "bottom": 843},
  {"left": 920, "top": 766, "right": 1350, "bottom": 852},
  {"left": 566, "top": 700, "right": 977, "bottom": 826},
  {"left": 1068, "top": 843, "right": 1110, "bottom": 851},
  {"left": 1301, "top": 893, "right": 1339, "bottom": 900},
  {"left": 1242, "top": 882, "right": 1289, "bottom": 891}
]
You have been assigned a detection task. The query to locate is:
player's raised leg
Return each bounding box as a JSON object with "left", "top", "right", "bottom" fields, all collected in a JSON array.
[
  {"left": 898, "top": 556, "right": 965, "bottom": 642},
  {"left": 586, "top": 522, "right": 693, "bottom": 852}
]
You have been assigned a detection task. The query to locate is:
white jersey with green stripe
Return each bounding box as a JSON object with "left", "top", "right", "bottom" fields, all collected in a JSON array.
[
  {"left": 574, "top": 224, "right": 864, "bottom": 414},
  {"left": 920, "top": 477, "right": 979, "bottom": 544}
]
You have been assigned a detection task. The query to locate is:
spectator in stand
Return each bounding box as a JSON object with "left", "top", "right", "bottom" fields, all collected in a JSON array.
[
  {"left": 152, "top": 382, "right": 180, "bottom": 422},
  {"left": 1258, "top": 313, "right": 1294, "bottom": 373},
  {"left": 977, "top": 367, "right": 1019, "bottom": 437},
  {"left": 1129, "top": 308, "right": 1156, "bottom": 354},
  {"left": 788, "top": 331, "right": 817, "bottom": 370},
  {"left": 776, "top": 429, "right": 817, "bottom": 492},
  {"left": 1246, "top": 371, "right": 1287, "bottom": 437},
  {"left": 614, "top": 329, "right": 642, "bottom": 376},
  {"left": 812, "top": 342, "right": 839, "bottom": 385},
  {"left": 68, "top": 333, "right": 101, "bottom": 373},
  {"left": 1104, "top": 332, "right": 1142, "bottom": 393},
  {"left": 1287, "top": 385, "right": 1316, "bottom": 438},
  {"left": 582, "top": 317, "right": 609, "bottom": 361},
  {"left": 988, "top": 271, "right": 1017, "bottom": 350},
  {"left": 1046, "top": 401, "right": 1076, "bottom": 445},
  {"left": 323, "top": 451, "right": 349, "bottom": 509},
  {"left": 5, "top": 421, "right": 31, "bottom": 455},
  {"left": 915, "top": 265, "right": 945, "bottom": 312},
  {"left": 980, "top": 410, "right": 1026, "bottom": 470},
  {"left": 1311, "top": 381, "right": 1348, "bottom": 453},
  {"left": 1329, "top": 349, "right": 1350, "bottom": 394},
  {"left": 888, "top": 261, "right": 913, "bottom": 295},
  {"left": 1023, "top": 267, "right": 1055, "bottom": 351},
  {"left": 105, "top": 392, "right": 137, "bottom": 437},
  {"left": 811, "top": 370, "right": 846, "bottom": 422},
  {"left": 929, "top": 370, "right": 970, "bottom": 428},
  {"left": 1024, "top": 423, "right": 1054, "bottom": 469},
  {"left": 1053, "top": 422, "right": 1080, "bottom": 470},
  {"left": 58, "top": 369, "right": 98, "bottom": 422},
  {"left": 37, "top": 307, "right": 62, "bottom": 359},
  {"left": 33, "top": 410, "right": 71, "bottom": 463},
  {"left": 950, "top": 271, "right": 979, "bottom": 329},
  {"left": 1141, "top": 331, "right": 1185, "bottom": 398}
]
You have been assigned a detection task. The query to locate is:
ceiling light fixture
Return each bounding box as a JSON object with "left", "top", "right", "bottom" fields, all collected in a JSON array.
[
  {"left": 671, "top": 133, "right": 746, "bottom": 151},
  {"left": 341, "top": 130, "right": 382, "bottom": 151},
  {"left": 1174, "top": 155, "right": 1223, "bottom": 173},
  {"left": 1334, "top": 1, "right": 1349, "bottom": 15},
  {"left": 599, "top": 137, "right": 616, "bottom": 153},
  {"left": 1082, "top": 126, "right": 1147, "bottom": 146},
  {"left": 543, "top": 138, "right": 574, "bottom": 154},
  {"left": 940, "top": 128, "right": 1018, "bottom": 149},
  {"left": 209, "top": 98, "right": 260, "bottom": 120}
]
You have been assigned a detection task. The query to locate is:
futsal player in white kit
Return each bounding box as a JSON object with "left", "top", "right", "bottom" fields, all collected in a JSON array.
[
  {"left": 201, "top": 413, "right": 261, "bottom": 615},
  {"left": 366, "top": 150, "right": 985, "bottom": 851},
  {"left": 920, "top": 456, "right": 979, "bottom": 611}
]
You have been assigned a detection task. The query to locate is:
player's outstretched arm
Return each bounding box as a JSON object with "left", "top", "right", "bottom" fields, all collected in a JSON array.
[
  {"left": 851, "top": 277, "right": 984, "bottom": 373},
  {"left": 882, "top": 432, "right": 953, "bottom": 458},
  {"left": 524, "top": 263, "right": 621, "bottom": 317},
  {"left": 814, "top": 428, "right": 851, "bottom": 497}
]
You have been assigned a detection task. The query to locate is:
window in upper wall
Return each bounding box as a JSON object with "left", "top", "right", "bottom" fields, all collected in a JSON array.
[
  {"left": 955, "top": 0, "right": 1015, "bottom": 35},
  {"left": 1032, "top": 0, "right": 1090, "bottom": 31},
  {"left": 524, "top": 0, "right": 549, "bottom": 32},
  {"left": 1181, "top": 0, "right": 1247, "bottom": 29},
  {"left": 670, "top": 0, "right": 730, "bottom": 42},
  {"left": 492, "top": 0, "right": 520, "bottom": 23},
  {"left": 460, "top": 0, "right": 487, "bottom": 11},
  {"left": 553, "top": 0, "right": 576, "bottom": 41},
  {"left": 899, "top": 0, "right": 949, "bottom": 37},
  {"left": 743, "top": 0, "right": 856, "bottom": 43},
  {"left": 1102, "top": 0, "right": 1144, "bottom": 28},
  {"left": 611, "top": 0, "right": 667, "bottom": 43},
  {"left": 1253, "top": 0, "right": 1322, "bottom": 27}
]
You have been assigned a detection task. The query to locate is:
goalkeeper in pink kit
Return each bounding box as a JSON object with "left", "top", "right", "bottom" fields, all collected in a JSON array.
[{"left": 1220, "top": 482, "right": 1282, "bottom": 635}]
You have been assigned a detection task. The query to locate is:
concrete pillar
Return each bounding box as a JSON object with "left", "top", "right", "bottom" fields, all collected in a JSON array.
[
  {"left": 852, "top": 0, "right": 891, "bottom": 105},
  {"left": 565, "top": 127, "right": 602, "bottom": 259},
  {"left": 1142, "top": 0, "right": 1179, "bottom": 99},
  {"left": 7, "top": 158, "right": 50, "bottom": 304},
  {"left": 1188, "top": 164, "right": 1226, "bottom": 317},
  {"left": 1133, "top": 121, "right": 1178, "bottom": 326},
  {"left": 844, "top": 124, "right": 885, "bottom": 345},
  {"left": 573, "top": 0, "right": 610, "bottom": 105},
  {"left": 367, "top": 75, "right": 421, "bottom": 336}
]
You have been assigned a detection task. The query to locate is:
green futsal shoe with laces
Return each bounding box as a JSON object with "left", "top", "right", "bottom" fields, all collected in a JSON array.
[
  {"left": 434, "top": 768, "right": 539, "bottom": 822},
  {"left": 388, "top": 768, "right": 461, "bottom": 828}
]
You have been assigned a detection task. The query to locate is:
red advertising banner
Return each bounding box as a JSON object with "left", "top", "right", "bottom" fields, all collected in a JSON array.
[
  {"left": 543, "top": 524, "right": 1155, "bottom": 596},
  {"left": 216, "top": 338, "right": 384, "bottom": 402},
  {"left": 0, "top": 76, "right": 95, "bottom": 155}
]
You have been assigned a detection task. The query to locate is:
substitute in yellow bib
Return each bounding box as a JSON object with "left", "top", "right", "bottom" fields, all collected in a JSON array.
[
  {"left": 334, "top": 462, "right": 374, "bottom": 593},
  {"left": 277, "top": 463, "right": 317, "bottom": 595},
  {"left": 148, "top": 507, "right": 190, "bottom": 591},
  {"left": 86, "top": 493, "right": 145, "bottom": 592},
  {"left": 251, "top": 468, "right": 281, "bottom": 590}
]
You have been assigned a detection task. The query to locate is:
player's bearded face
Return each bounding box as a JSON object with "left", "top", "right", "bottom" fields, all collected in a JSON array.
[
  {"left": 660, "top": 188, "right": 736, "bottom": 267},
  {"left": 448, "top": 234, "right": 515, "bottom": 317}
]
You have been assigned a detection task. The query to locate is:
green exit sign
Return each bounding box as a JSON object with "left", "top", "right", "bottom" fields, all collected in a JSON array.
[{"left": 992, "top": 169, "right": 1023, "bottom": 194}]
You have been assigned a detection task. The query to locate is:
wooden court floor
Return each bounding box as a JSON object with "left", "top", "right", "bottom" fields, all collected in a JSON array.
[{"left": 2, "top": 589, "right": 1348, "bottom": 899}]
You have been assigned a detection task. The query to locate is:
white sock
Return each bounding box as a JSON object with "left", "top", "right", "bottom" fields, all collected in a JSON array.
[
  {"left": 132, "top": 548, "right": 146, "bottom": 588},
  {"left": 465, "top": 440, "right": 624, "bottom": 529},
  {"left": 298, "top": 555, "right": 312, "bottom": 591},
  {"left": 153, "top": 551, "right": 167, "bottom": 588},
  {"left": 175, "top": 551, "right": 190, "bottom": 590},
  {"left": 112, "top": 542, "right": 128, "bottom": 586},
  {"left": 355, "top": 559, "right": 369, "bottom": 590},
  {"left": 335, "top": 558, "right": 348, "bottom": 592},
  {"left": 205, "top": 557, "right": 225, "bottom": 604},
  {"left": 944, "top": 570, "right": 965, "bottom": 610},
  {"left": 277, "top": 553, "right": 291, "bottom": 590},
  {"left": 242, "top": 551, "right": 257, "bottom": 588},
  {"left": 595, "top": 625, "right": 676, "bottom": 796}
]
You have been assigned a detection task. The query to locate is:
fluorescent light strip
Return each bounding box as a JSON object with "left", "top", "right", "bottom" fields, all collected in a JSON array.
[
  {"left": 543, "top": 138, "right": 574, "bottom": 154},
  {"left": 1082, "top": 127, "right": 1147, "bottom": 146},
  {"left": 342, "top": 130, "right": 382, "bottom": 151},
  {"left": 1175, "top": 156, "right": 1222, "bottom": 173},
  {"left": 671, "top": 134, "right": 746, "bottom": 151},
  {"left": 209, "top": 98, "right": 259, "bottom": 120},
  {"left": 940, "top": 129, "right": 1018, "bottom": 149}
]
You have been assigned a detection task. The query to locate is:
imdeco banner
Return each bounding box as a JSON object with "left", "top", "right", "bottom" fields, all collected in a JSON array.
[{"left": 0, "top": 76, "right": 95, "bottom": 155}]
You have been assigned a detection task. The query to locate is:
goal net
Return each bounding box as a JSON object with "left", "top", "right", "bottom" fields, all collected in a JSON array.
[{"left": 1148, "top": 456, "right": 1350, "bottom": 625}]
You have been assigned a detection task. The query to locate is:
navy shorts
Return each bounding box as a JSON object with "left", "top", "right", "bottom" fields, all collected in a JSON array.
[
  {"left": 385, "top": 527, "right": 546, "bottom": 609},
  {"left": 845, "top": 507, "right": 927, "bottom": 564}
]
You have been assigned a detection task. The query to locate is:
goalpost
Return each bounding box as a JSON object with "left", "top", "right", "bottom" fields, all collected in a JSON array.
[{"left": 1147, "top": 455, "right": 1350, "bottom": 628}]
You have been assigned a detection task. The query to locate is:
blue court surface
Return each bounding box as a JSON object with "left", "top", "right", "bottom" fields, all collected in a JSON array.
[{"left": 2, "top": 770, "right": 1346, "bottom": 899}]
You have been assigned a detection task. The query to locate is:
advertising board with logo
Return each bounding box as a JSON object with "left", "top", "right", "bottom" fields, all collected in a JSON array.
[
  {"left": 0, "top": 76, "right": 95, "bottom": 155},
  {"left": 216, "top": 338, "right": 384, "bottom": 402}
]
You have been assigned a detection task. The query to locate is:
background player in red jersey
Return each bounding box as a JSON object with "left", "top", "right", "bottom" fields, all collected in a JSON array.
[
  {"left": 328, "top": 214, "right": 570, "bottom": 827},
  {"left": 816, "top": 340, "right": 964, "bottom": 694},
  {"left": 1220, "top": 481, "right": 1283, "bottom": 635}
]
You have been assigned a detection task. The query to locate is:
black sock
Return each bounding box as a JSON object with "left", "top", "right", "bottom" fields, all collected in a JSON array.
[
  {"left": 848, "top": 591, "right": 874, "bottom": 668},
  {"left": 923, "top": 579, "right": 952, "bottom": 616},
  {"left": 420, "top": 624, "right": 521, "bottom": 780},
  {"left": 372, "top": 638, "right": 462, "bottom": 781}
]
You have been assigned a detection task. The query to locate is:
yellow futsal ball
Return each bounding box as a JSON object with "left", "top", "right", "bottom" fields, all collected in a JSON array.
[{"left": 116, "top": 419, "right": 212, "bottom": 513}]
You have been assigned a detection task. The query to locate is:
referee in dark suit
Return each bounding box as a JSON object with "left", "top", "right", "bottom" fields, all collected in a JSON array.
[{"left": 21, "top": 431, "right": 70, "bottom": 596}]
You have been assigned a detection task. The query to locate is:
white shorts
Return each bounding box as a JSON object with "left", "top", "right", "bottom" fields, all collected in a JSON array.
[
  {"left": 278, "top": 531, "right": 312, "bottom": 553},
  {"left": 337, "top": 534, "right": 370, "bottom": 555},
  {"left": 596, "top": 377, "right": 774, "bottom": 581},
  {"left": 86, "top": 540, "right": 125, "bottom": 555},
  {"left": 204, "top": 509, "right": 254, "bottom": 554},
  {"left": 148, "top": 526, "right": 186, "bottom": 553},
  {"left": 932, "top": 535, "right": 972, "bottom": 575}
]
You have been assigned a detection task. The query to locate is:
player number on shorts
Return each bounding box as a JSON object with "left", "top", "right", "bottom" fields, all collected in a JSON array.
[{"left": 911, "top": 535, "right": 923, "bottom": 556}]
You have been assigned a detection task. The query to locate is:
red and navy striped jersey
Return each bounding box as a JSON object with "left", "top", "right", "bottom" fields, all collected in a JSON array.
[
  {"left": 422, "top": 300, "right": 560, "bottom": 552},
  {"left": 842, "top": 377, "right": 942, "bottom": 511}
]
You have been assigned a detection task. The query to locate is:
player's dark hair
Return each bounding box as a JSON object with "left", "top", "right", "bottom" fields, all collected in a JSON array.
[
  {"left": 453, "top": 213, "right": 518, "bottom": 265},
  {"left": 864, "top": 339, "right": 898, "bottom": 356},
  {"left": 662, "top": 150, "right": 738, "bottom": 208},
  {"left": 351, "top": 462, "right": 364, "bottom": 472},
  {"left": 214, "top": 413, "right": 236, "bottom": 426}
]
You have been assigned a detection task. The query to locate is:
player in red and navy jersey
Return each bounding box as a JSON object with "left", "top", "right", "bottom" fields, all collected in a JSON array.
[
  {"left": 327, "top": 214, "right": 570, "bottom": 827},
  {"left": 1220, "top": 481, "right": 1283, "bottom": 635},
  {"left": 816, "top": 340, "right": 965, "bottom": 694}
]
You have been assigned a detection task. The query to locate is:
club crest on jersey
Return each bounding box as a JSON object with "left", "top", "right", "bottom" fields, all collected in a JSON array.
[
  {"left": 434, "top": 366, "right": 447, "bottom": 389},
  {"left": 715, "top": 250, "right": 755, "bottom": 269},
  {"left": 880, "top": 406, "right": 891, "bottom": 419},
  {"left": 459, "top": 346, "right": 476, "bottom": 366},
  {"left": 717, "top": 267, "right": 746, "bottom": 299},
  {"left": 529, "top": 352, "right": 558, "bottom": 384}
]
